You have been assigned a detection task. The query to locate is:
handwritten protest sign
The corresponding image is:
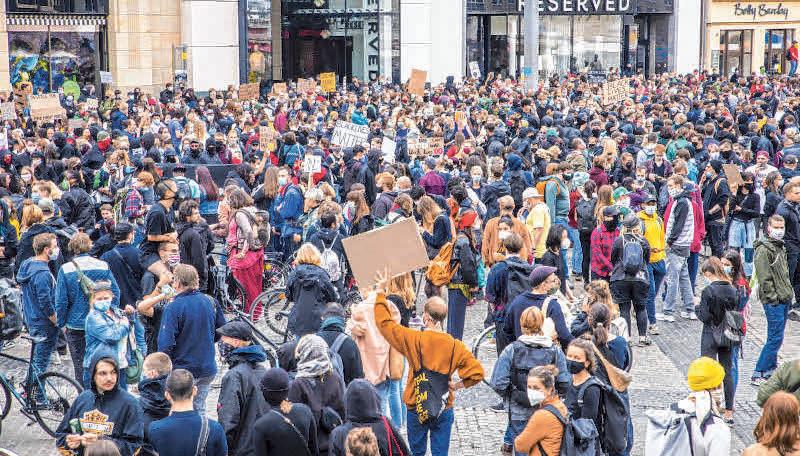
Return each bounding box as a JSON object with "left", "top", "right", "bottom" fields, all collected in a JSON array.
[
  {"left": 408, "top": 69, "right": 427, "bottom": 97},
  {"left": 342, "top": 218, "right": 429, "bottom": 290},
  {"left": 259, "top": 126, "right": 276, "bottom": 151},
  {"left": 85, "top": 98, "right": 99, "bottom": 110},
  {"left": 320, "top": 72, "right": 336, "bottom": 93},
  {"left": 100, "top": 71, "right": 113, "bottom": 84},
  {"left": 272, "top": 82, "right": 287, "bottom": 95},
  {"left": 28, "top": 93, "right": 66, "bottom": 122},
  {"left": 303, "top": 155, "right": 322, "bottom": 174},
  {"left": 0, "top": 102, "right": 17, "bottom": 121},
  {"left": 429, "top": 137, "right": 445, "bottom": 151},
  {"left": 381, "top": 137, "right": 396, "bottom": 164},
  {"left": 297, "top": 78, "right": 316, "bottom": 94},
  {"left": 468, "top": 61, "right": 481, "bottom": 79},
  {"left": 601, "top": 78, "right": 630, "bottom": 106},
  {"left": 239, "top": 83, "right": 260, "bottom": 101},
  {"left": 331, "top": 121, "right": 370, "bottom": 148},
  {"left": 68, "top": 118, "right": 86, "bottom": 131}
]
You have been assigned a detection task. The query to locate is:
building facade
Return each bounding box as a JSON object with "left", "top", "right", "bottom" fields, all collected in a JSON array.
[{"left": 702, "top": 0, "right": 800, "bottom": 77}]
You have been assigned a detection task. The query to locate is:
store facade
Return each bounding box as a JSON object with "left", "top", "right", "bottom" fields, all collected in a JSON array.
[{"left": 704, "top": 0, "right": 800, "bottom": 77}]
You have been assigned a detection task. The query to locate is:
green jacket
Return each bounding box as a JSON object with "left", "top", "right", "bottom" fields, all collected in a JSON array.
[
  {"left": 756, "top": 359, "right": 800, "bottom": 406},
  {"left": 754, "top": 237, "right": 793, "bottom": 304}
]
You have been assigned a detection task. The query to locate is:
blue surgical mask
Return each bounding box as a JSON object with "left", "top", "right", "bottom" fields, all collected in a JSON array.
[
  {"left": 278, "top": 176, "right": 288, "bottom": 187},
  {"left": 93, "top": 299, "right": 111, "bottom": 313}
]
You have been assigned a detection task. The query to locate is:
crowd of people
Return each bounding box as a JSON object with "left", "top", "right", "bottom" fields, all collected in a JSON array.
[{"left": 0, "top": 68, "right": 799, "bottom": 456}]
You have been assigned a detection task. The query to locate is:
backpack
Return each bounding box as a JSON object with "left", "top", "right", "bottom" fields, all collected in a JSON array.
[
  {"left": 173, "top": 176, "right": 192, "bottom": 202},
  {"left": 425, "top": 239, "right": 457, "bottom": 286},
  {"left": 0, "top": 278, "right": 22, "bottom": 341},
  {"left": 411, "top": 340, "right": 456, "bottom": 425},
  {"left": 281, "top": 143, "right": 303, "bottom": 167},
  {"left": 508, "top": 171, "right": 527, "bottom": 212},
  {"left": 328, "top": 333, "right": 347, "bottom": 385},
  {"left": 538, "top": 405, "right": 600, "bottom": 456},
  {"left": 509, "top": 342, "right": 557, "bottom": 406},
  {"left": 713, "top": 178, "right": 730, "bottom": 220},
  {"left": 320, "top": 234, "right": 343, "bottom": 282},
  {"left": 712, "top": 309, "right": 745, "bottom": 348},
  {"left": 621, "top": 235, "right": 644, "bottom": 276},
  {"left": 536, "top": 177, "right": 562, "bottom": 199},
  {"left": 505, "top": 260, "right": 534, "bottom": 306},
  {"left": 578, "top": 378, "right": 629, "bottom": 455},
  {"left": 576, "top": 199, "right": 597, "bottom": 235},
  {"left": 342, "top": 161, "right": 362, "bottom": 196},
  {"left": 645, "top": 403, "right": 716, "bottom": 456},
  {"left": 235, "top": 209, "right": 270, "bottom": 251},
  {"left": 56, "top": 225, "right": 79, "bottom": 262}
]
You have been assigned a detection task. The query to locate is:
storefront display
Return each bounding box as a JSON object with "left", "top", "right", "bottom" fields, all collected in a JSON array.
[{"left": 246, "top": 0, "right": 273, "bottom": 83}]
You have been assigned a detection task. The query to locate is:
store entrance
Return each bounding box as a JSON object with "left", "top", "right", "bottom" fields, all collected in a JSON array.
[
  {"left": 283, "top": 34, "right": 353, "bottom": 81},
  {"left": 765, "top": 29, "right": 794, "bottom": 74}
]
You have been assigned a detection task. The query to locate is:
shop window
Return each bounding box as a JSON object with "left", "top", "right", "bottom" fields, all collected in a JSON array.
[
  {"left": 247, "top": 0, "right": 273, "bottom": 83},
  {"left": 764, "top": 29, "right": 794, "bottom": 75},
  {"left": 540, "top": 15, "right": 621, "bottom": 76},
  {"left": 9, "top": 30, "right": 99, "bottom": 93},
  {"left": 7, "top": 0, "right": 108, "bottom": 14},
  {"left": 719, "top": 29, "right": 752, "bottom": 77}
]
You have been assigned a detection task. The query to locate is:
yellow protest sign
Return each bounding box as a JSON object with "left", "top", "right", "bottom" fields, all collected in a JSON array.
[{"left": 320, "top": 72, "right": 336, "bottom": 93}]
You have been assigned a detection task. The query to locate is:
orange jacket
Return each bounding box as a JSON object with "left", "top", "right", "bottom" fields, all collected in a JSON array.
[{"left": 515, "top": 397, "right": 568, "bottom": 456}]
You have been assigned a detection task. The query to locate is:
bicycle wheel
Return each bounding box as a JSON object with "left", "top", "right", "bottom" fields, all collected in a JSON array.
[
  {"left": 263, "top": 259, "right": 289, "bottom": 290},
  {"left": 226, "top": 272, "right": 248, "bottom": 314},
  {"left": 248, "top": 291, "right": 274, "bottom": 333},
  {"left": 471, "top": 325, "right": 498, "bottom": 386},
  {"left": 262, "top": 289, "right": 293, "bottom": 338},
  {"left": 30, "top": 372, "right": 82, "bottom": 437},
  {"left": 0, "top": 378, "right": 11, "bottom": 419}
]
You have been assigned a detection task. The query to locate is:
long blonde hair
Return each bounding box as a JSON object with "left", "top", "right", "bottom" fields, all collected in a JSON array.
[{"left": 387, "top": 273, "right": 415, "bottom": 310}]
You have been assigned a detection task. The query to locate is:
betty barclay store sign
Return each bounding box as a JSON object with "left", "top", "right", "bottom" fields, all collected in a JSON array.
[{"left": 734, "top": 3, "right": 790, "bottom": 20}]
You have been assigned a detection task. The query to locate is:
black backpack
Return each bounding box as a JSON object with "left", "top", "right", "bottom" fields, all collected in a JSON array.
[
  {"left": 505, "top": 260, "right": 534, "bottom": 306},
  {"left": 576, "top": 199, "right": 597, "bottom": 235},
  {"left": 509, "top": 342, "right": 557, "bottom": 406},
  {"left": 621, "top": 235, "right": 644, "bottom": 276},
  {"left": 538, "top": 405, "right": 600, "bottom": 456},
  {"left": 578, "top": 378, "right": 629, "bottom": 454},
  {"left": 508, "top": 171, "right": 526, "bottom": 212},
  {"left": 342, "top": 161, "right": 362, "bottom": 196}
]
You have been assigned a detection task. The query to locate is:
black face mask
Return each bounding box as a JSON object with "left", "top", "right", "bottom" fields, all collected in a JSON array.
[
  {"left": 567, "top": 359, "right": 586, "bottom": 375},
  {"left": 604, "top": 218, "right": 618, "bottom": 231},
  {"left": 218, "top": 341, "right": 235, "bottom": 359}
]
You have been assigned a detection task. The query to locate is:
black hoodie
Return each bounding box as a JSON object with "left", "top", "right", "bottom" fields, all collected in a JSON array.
[
  {"left": 175, "top": 220, "right": 214, "bottom": 292},
  {"left": 56, "top": 350, "right": 144, "bottom": 456},
  {"left": 138, "top": 374, "right": 170, "bottom": 456},
  {"left": 328, "top": 380, "right": 410, "bottom": 456},
  {"left": 0, "top": 199, "right": 18, "bottom": 278}
]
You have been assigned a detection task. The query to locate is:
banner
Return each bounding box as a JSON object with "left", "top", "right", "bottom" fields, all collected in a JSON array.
[
  {"left": 28, "top": 93, "right": 66, "bottom": 121},
  {"left": 297, "top": 78, "right": 316, "bottom": 94},
  {"left": 408, "top": 69, "right": 427, "bottom": 97},
  {"left": 239, "top": 83, "right": 260, "bottom": 101},
  {"left": 601, "top": 78, "right": 630, "bottom": 106},
  {"left": 320, "top": 72, "right": 336, "bottom": 93},
  {"left": 331, "top": 121, "right": 370, "bottom": 148}
]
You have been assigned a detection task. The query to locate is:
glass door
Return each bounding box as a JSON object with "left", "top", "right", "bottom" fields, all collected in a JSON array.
[
  {"left": 719, "top": 29, "right": 753, "bottom": 77},
  {"left": 765, "top": 29, "right": 794, "bottom": 74}
]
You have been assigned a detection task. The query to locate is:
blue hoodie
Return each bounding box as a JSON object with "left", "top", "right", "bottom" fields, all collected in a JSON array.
[
  {"left": 56, "top": 350, "right": 144, "bottom": 456},
  {"left": 17, "top": 257, "right": 55, "bottom": 327},
  {"left": 502, "top": 153, "right": 535, "bottom": 187}
]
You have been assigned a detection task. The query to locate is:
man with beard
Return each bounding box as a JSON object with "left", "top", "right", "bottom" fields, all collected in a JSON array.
[{"left": 182, "top": 138, "right": 211, "bottom": 164}]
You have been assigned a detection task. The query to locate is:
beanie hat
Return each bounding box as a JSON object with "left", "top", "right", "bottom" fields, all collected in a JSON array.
[
  {"left": 709, "top": 159, "right": 723, "bottom": 174},
  {"left": 529, "top": 266, "right": 557, "bottom": 289},
  {"left": 260, "top": 368, "right": 290, "bottom": 406},
  {"left": 687, "top": 357, "right": 725, "bottom": 391}
]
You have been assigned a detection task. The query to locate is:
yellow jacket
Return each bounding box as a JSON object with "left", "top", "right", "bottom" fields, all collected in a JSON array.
[{"left": 638, "top": 210, "right": 666, "bottom": 263}]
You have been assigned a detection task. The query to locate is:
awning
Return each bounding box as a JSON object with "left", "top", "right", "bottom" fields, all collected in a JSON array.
[{"left": 7, "top": 14, "right": 106, "bottom": 32}]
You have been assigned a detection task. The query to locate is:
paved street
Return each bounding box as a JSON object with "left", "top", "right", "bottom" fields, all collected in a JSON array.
[{"left": 1, "top": 279, "right": 798, "bottom": 455}]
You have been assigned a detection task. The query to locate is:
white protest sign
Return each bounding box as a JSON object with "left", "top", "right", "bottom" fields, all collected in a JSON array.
[
  {"left": 331, "top": 120, "right": 370, "bottom": 148},
  {"left": 469, "top": 61, "right": 481, "bottom": 79},
  {"left": 100, "top": 71, "right": 113, "bottom": 84},
  {"left": 381, "top": 137, "right": 396, "bottom": 164},
  {"left": 303, "top": 155, "right": 322, "bottom": 174},
  {"left": 0, "top": 131, "right": 8, "bottom": 150},
  {"left": 0, "top": 102, "right": 16, "bottom": 121},
  {"left": 602, "top": 78, "right": 629, "bottom": 106}
]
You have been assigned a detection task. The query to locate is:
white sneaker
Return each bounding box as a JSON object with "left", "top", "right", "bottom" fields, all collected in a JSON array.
[
  {"left": 662, "top": 314, "right": 676, "bottom": 322},
  {"left": 680, "top": 311, "right": 691, "bottom": 319},
  {"left": 688, "top": 312, "right": 698, "bottom": 320},
  {"left": 655, "top": 313, "right": 666, "bottom": 321}
]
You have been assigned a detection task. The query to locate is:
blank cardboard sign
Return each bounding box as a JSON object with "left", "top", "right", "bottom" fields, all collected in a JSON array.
[{"left": 342, "top": 218, "right": 430, "bottom": 289}]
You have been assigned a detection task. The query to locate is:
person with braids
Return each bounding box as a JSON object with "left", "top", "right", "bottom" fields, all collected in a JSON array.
[
  {"left": 512, "top": 365, "right": 568, "bottom": 456},
  {"left": 445, "top": 207, "right": 480, "bottom": 340},
  {"left": 564, "top": 338, "right": 604, "bottom": 456}
]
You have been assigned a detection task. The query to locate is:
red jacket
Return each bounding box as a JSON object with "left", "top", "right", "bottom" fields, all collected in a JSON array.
[{"left": 790, "top": 45, "right": 799, "bottom": 61}]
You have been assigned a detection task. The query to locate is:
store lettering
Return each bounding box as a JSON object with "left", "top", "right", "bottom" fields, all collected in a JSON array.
[
  {"left": 519, "top": 0, "right": 633, "bottom": 14},
  {"left": 733, "top": 3, "right": 790, "bottom": 20},
  {"left": 365, "top": 0, "right": 380, "bottom": 81}
]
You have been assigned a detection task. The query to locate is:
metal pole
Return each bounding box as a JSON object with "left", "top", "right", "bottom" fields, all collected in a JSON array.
[{"left": 523, "top": 0, "right": 538, "bottom": 91}]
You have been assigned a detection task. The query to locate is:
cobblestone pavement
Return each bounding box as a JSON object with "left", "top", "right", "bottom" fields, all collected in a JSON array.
[{"left": 1, "top": 277, "right": 798, "bottom": 455}]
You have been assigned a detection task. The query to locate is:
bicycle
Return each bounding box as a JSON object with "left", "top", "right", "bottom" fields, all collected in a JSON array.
[
  {"left": 209, "top": 255, "right": 248, "bottom": 315},
  {"left": 471, "top": 324, "right": 498, "bottom": 386},
  {"left": 228, "top": 308, "right": 280, "bottom": 367},
  {"left": 263, "top": 251, "right": 290, "bottom": 290},
  {"left": 0, "top": 335, "right": 83, "bottom": 437}
]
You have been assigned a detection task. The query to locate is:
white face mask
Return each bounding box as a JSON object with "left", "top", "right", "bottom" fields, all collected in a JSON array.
[
  {"left": 527, "top": 388, "right": 545, "bottom": 407},
  {"left": 644, "top": 205, "right": 656, "bottom": 216},
  {"left": 668, "top": 187, "right": 682, "bottom": 198},
  {"left": 498, "top": 230, "right": 511, "bottom": 241},
  {"left": 770, "top": 227, "right": 786, "bottom": 240},
  {"left": 560, "top": 238, "right": 571, "bottom": 249},
  {"left": 49, "top": 247, "right": 60, "bottom": 261}
]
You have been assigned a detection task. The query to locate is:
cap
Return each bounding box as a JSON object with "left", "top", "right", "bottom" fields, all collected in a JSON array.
[
  {"left": 37, "top": 198, "right": 55, "bottom": 214},
  {"left": 603, "top": 206, "right": 621, "bottom": 217},
  {"left": 687, "top": 357, "right": 726, "bottom": 391},
  {"left": 756, "top": 150, "right": 769, "bottom": 160},
  {"left": 529, "top": 266, "right": 557, "bottom": 289},
  {"left": 522, "top": 187, "right": 543, "bottom": 200},
  {"left": 113, "top": 222, "right": 134, "bottom": 241},
  {"left": 643, "top": 194, "right": 657, "bottom": 203},
  {"left": 92, "top": 280, "right": 114, "bottom": 294},
  {"left": 622, "top": 214, "right": 640, "bottom": 229},
  {"left": 216, "top": 321, "right": 253, "bottom": 342}
]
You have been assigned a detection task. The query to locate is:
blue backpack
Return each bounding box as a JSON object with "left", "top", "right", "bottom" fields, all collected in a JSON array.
[
  {"left": 281, "top": 143, "right": 303, "bottom": 167},
  {"left": 538, "top": 405, "right": 600, "bottom": 456}
]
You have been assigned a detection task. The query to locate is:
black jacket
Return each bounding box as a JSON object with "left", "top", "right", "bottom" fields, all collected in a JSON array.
[
  {"left": 60, "top": 187, "right": 96, "bottom": 230},
  {"left": 219, "top": 345, "right": 270, "bottom": 456},
  {"left": 288, "top": 373, "right": 346, "bottom": 455},
  {"left": 138, "top": 374, "right": 170, "bottom": 456},
  {"left": 610, "top": 233, "right": 651, "bottom": 283},
  {"left": 372, "top": 191, "right": 398, "bottom": 220},
  {"left": 763, "top": 189, "right": 783, "bottom": 220},
  {"left": 0, "top": 199, "right": 17, "bottom": 279},
  {"left": 450, "top": 233, "right": 479, "bottom": 286},
  {"left": 701, "top": 175, "right": 731, "bottom": 223},
  {"left": 697, "top": 280, "right": 739, "bottom": 352},
  {"left": 329, "top": 380, "right": 410, "bottom": 456},
  {"left": 777, "top": 199, "right": 800, "bottom": 253},
  {"left": 252, "top": 402, "right": 319, "bottom": 456},
  {"left": 176, "top": 221, "right": 214, "bottom": 292},
  {"left": 318, "top": 320, "right": 364, "bottom": 386},
  {"left": 730, "top": 190, "right": 761, "bottom": 222},
  {"left": 481, "top": 180, "right": 511, "bottom": 222},
  {"left": 287, "top": 264, "right": 339, "bottom": 336}
]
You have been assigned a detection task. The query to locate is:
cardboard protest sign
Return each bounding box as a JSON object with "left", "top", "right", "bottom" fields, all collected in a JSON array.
[
  {"left": 85, "top": 98, "right": 99, "bottom": 110},
  {"left": 723, "top": 164, "right": 745, "bottom": 189},
  {"left": 13, "top": 82, "right": 32, "bottom": 110},
  {"left": 0, "top": 102, "right": 17, "bottom": 121},
  {"left": 28, "top": 93, "right": 66, "bottom": 122},
  {"left": 239, "top": 83, "right": 260, "bottom": 101},
  {"left": 303, "top": 155, "right": 322, "bottom": 174},
  {"left": 297, "top": 78, "right": 316, "bottom": 94},
  {"left": 601, "top": 78, "right": 629, "bottom": 106},
  {"left": 272, "top": 82, "right": 287, "bottom": 95},
  {"left": 67, "top": 118, "right": 86, "bottom": 131},
  {"left": 100, "top": 71, "right": 113, "bottom": 84},
  {"left": 320, "top": 72, "right": 336, "bottom": 93},
  {"left": 259, "top": 126, "right": 275, "bottom": 151},
  {"left": 342, "top": 218, "right": 429, "bottom": 289},
  {"left": 428, "top": 137, "right": 445, "bottom": 151},
  {"left": 408, "top": 69, "right": 427, "bottom": 97},
  {"left": 381, "top": 137, "right": 396, "bottom": 164},
  {"left": 331, "top": 121, "right": 370, "bottom": 148}
]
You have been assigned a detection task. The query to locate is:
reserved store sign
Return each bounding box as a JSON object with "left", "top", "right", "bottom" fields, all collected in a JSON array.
[{"left": 518, "top": 0, "right": 635, "bottom": 14}]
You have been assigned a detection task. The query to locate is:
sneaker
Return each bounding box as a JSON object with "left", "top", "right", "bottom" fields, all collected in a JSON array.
[
  {"left": 751, "top": 377, "right": 768, "bottom": 387},
  {"left": 680, "top": 311, "right": 691, "bottom": 319},
  {"left": 490, "top": 401, "right": 505, "bottom": 413},
  {"left": 688, "top": 312, "right": 698, "bottom": 320},
  {"left": 655, "top": 313, "right": 666, "bottom": 321},
  {"left": 659, "top": 314, "right": 676, "bottom": 322},
  {"left": 789, "top": 308, "right": 800, "bottom": 322},
  {"left": 648, "top": 324, "right": 660, "bottom": 335},
  {"left": 638, "top": 337, "right": 653, "bottom": 347}
]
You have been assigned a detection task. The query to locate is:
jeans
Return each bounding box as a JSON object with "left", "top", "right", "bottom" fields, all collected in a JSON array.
[
  {"left": 64, "top": 328, "right": 85, "bottom": 383},
  {"left": 647, "top": 261, "right": 667, "bottom": 324},
  {"left": 554, "top": 217, "right": 570, "bottom": 275},
  {"left": 663, "top": 251, "right": 693, "bottom": 314},
  {"left": 376, "top": 379, "right": 405, "bottom": 428},
  {"left": 194, "top": 375, "right": 215, "bottom": 415},
  {"left": 728, "top": 219, "right": 756, "bottom": 276},
  {"left": 447, "top": 288, "right": 468, "bottom": 341},
  {"left": 611, "top": 280, "right": 649, "bottom": 337},
  {"left": 754, "top": 302, "right": 789, "bottom": 378},
  {"left": 567, "top": 226, "right": 582, "bottom": 275},
  {"left": 731, "top": 344, "right": 740, "bottom": 398},
  {"left": 503, "top": 418, "right": 529, "bottom": 456},
  {"left": 407, "top": 408, "right": 455, "bottom": 456},
  {"left": 688, "top": 251, "right": 700, "bottom": 292},
  {"left": 25, "top": 324, "right": 58, "bottom": 394},
  {"left": 791, "top": 59, "right": 798, "bottom": 76}
]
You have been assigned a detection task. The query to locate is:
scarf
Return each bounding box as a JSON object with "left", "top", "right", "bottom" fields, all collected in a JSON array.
[{"left": 294, "top": 334, "right": 333, "bottom": 379}]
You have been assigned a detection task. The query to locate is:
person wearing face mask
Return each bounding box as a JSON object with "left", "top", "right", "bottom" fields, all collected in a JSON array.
[
  {"left": 728, "top": 172, "right": 760, "bottom": 277},
  {"left": 609, "top": 215, "right": 651, "bottom": 346},
  {"left": 503, "top": 266, "right": 573, "bottom": 350},
  {"left": 540, "top": 225, "right": 575, "bottom": 302},
  {"left": 590, "top": 206, "right": 620, "bottom": 282},
  {"left": 662, "top": 175, "right": 696, "bottom": 322},
  {"left": 490, "top": 306, "right": 569, "bottom": 455},
  {"left": 215, "top": 321, "right": 269, "bottom": 456},
  {"left": 482, "top": 196, "right": 532, "bottom": 268},
  {"left": 512, "top": 365, "right": 569, "bottom": 456},
  {"left": 17, "top": 232, "right": 60, "bottom": 394},
  {"left": 638, "top": 195, "right": 666, "bottom": 334},
  {"left": 563, "top": 339, "right": 605, "bottom": 455},
  {"left": 700, "top": 160, "right": 731, "bottom": 258},
  {"left": 752, "top": 215, "right": 794, "bottom": 386},
  {"left": 137, "top": 240, "right": 180, "bottom": 353}
]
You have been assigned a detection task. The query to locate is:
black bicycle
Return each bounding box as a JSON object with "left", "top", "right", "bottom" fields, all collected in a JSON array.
[
  {"left": 228, "top": 308, "right": 280, "bottom": 367},
  {"left": 0, "top": 335, "right": 83, "bottom": 437}
]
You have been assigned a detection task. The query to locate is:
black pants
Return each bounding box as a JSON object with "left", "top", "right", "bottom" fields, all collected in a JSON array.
[
  {"left": 701, "top": 331, "right": 735, "bottom": 410},
  {"left": 580, "top": 232, "right": 592, "bottom": 283},
  {"left": 706, "top": 221, "right": 727, "bottom": 258},
  {"left": 64, "top": 328, "right": 85, "bottom": 382},
  {"left": 610, "top": 279, "right": 649, "bottom": 337}
]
